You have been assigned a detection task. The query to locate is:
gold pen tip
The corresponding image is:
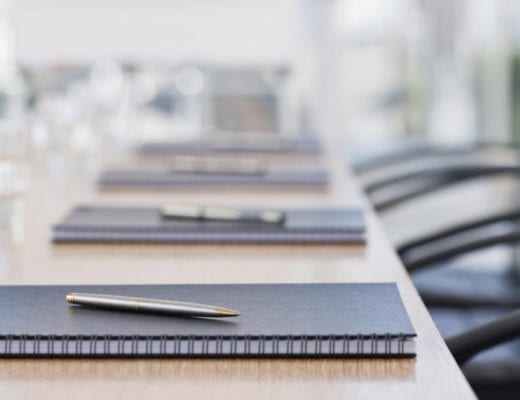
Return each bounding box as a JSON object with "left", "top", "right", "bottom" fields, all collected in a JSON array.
[
  {"left": 66, "top": 293, "right": 74, "bottom": 303},
  {"left": 215, "top": 307, "right": 241, "bottom": 317}
]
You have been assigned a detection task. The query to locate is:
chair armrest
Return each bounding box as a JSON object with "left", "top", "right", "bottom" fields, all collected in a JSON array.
[
  {"left": 354, "top": 140, "right": 520, "bottom": 174},
  {"left": 373, "top": 174, "right": 472, "bottom": 211},
  {"left": 367, "top": 165, "right": 520, "bottom": 212},
  {"left": 397, "top": 208, "right": 520, "bottom": 256},
  {"left": 447, "top": 309, "right": 520, "bottom": 365},
  {"left": 405, "top": 230, "right": 520, "bottom": 272},
  {"left": 418, "top": 288, "right": 520, "bottom": 308},
  {"left": 365, "top": 165, "right": 478, "bottom": 194}
]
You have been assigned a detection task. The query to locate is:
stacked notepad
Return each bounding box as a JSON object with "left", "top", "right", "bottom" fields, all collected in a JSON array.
[
  {"left": 0, "top": 283, "right": 416, "bottom": 358},
  {"left": 52, "top": 206, "right": 365, "bottom": 244},
  {"left": 137, "top": 136, "right": 321, "bottom": 157},
  {"left": 98, "top": 167, "right": 328, "bottom": 189}
]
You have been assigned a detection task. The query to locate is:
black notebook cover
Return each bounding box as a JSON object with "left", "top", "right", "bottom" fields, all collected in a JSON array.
[
  {"left": 0, "top": 283, "right": 415, "bottom": 358},
  {"left": 52, "top": 206, "right": 366, "bottom": 244},
  {"left": 98, "top": 167, "right": 328, "bottom": 188}
]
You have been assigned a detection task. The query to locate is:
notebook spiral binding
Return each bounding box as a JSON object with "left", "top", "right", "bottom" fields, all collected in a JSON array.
[
  {"left": 0, "top": 334, "right": 410, "bottom": 357},
  {"left": 52, "top": 228, "right": 364, "bottom": 244}
]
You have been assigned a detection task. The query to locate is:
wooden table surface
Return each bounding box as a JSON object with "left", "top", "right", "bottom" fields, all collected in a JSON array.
[{"left": 0, "top": 145, "right": 476, "bottom": 399}]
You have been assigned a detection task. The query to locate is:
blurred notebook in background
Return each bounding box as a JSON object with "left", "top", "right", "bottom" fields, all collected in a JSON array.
[
  {"left": 0, "top": 283, "right": 415, "bottom": 358},
  {"left": 98, "top": 166, "right": 329, "bottom": 189},
  {"left": 137, "top": 135, "right": 321, "bottom": 157},
  {"left": 52, "top": 205, "right": 365, "bottom": 244}
]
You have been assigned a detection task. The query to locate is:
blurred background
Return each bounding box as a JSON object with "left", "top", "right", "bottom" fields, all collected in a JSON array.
[
  {"left": 4, "top": 1, "right": 520, "bottom": 144},
  {"left": 2, "top": 0, "right": 520, "bottom": 226}
]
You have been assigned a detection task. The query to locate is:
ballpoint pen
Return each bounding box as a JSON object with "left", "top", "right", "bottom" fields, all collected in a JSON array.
[
  {"left": 66, "top": 292, "right": 241, "bottom": 317},
  {"left": 159, "top": 204, "right": 285, "bottom": 224}
]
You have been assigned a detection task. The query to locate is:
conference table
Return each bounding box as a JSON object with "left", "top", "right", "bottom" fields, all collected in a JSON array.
[{"left": 0, "top": 142, "right": 476, "bottom": 399}]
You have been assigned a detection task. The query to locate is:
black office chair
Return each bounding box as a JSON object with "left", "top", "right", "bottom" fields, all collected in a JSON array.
[
  {"left": 357, "top": 159, "right": 520, "bottom": 308},
  {"left": 400, "top": 227, "right": 520, "bottom": 399},
  {"left": 358, "top": 160, "right": 520, "bottom": 308},
  {"left": 360, "top": 161, "right": 520, "bottom": 307},
  {"left": 353, "top": 145, "right": 520, "bottom": 398},
  {"left": 356, "top": 150, "right": 520, "bottom": 399},
  {"left": 444, "top": 308, "right": 520, "bottom": 400}
]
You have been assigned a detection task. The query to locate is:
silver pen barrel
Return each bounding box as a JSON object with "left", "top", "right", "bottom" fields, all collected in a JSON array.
[
  {"left": 66, "top": 293, "right": 240, "bottom": 317},
  {"left": 160, "top": 204, "right": 285, "bottom": 224}
]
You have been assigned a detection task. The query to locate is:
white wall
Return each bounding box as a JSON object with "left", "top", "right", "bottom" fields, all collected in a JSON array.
[{"left": 13, "top": 0, "right": 299, "bottom": 66}]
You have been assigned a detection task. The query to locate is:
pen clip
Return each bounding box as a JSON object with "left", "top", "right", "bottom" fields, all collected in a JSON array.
[
  {"left": 169, "top": 156, "right": 267, "bottom": 176},
  {"left": 160, "top": 205, "right": 285, "bottom": 224}
]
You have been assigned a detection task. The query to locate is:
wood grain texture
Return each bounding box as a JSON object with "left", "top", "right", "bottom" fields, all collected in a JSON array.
[{"left": 0, "top": 144, "right": 476, "bottom": 399}]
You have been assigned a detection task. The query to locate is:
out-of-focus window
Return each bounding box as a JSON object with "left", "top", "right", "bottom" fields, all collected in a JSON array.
[
  {"left": 4, "top": 0, "right": 520, "bottom": 149},
  {"left": 333, "top": 0, "right": 517, "bottom": 146}
]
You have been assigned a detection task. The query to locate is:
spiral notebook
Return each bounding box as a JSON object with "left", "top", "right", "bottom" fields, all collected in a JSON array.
[
  {"left": 0, "top": 283, "right": 416, "bottom": 358},
  {"left": 52, "top": 206, "right": 365, "bottom": 244},
  {"left": 137, "top": 136, "right": 321, "bottom": 157},
  {"left": 98, "top": 167, "right": 328, "bottom": 189}
]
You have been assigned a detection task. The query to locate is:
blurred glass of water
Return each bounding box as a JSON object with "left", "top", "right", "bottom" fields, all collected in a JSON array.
[
  {"left": 0, "top": 0, "right": 29, "bottom": 227},
  {"left": 0, "top": 120, "right": 29, "bottom": 224}
]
